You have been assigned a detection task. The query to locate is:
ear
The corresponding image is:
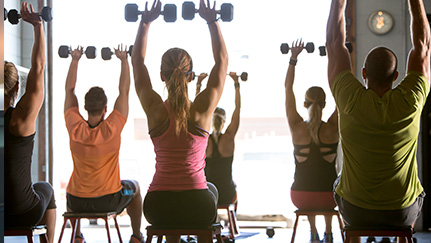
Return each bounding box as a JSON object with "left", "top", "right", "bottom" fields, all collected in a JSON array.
[
  {"left": 160, "top": 72, "right": 166, "bottom": 82},
  {"left": 304, "top": 101, "right": 307, "bottom": 108},
  {"left": 393, "top": 71, "right": 399, "bottom": 82},
  {"left": 187, "top": 72, "right": 193, "bottom": 83},
  {"left": 362, "top": 67, "right": 367, "bottom": 80}
]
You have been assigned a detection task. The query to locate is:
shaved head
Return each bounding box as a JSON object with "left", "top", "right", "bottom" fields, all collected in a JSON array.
[{"left": 364, "top": 47, "right": 398, "bottom": 86}]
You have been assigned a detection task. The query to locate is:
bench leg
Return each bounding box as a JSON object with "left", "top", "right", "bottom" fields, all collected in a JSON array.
[
  {"left": 58, "top": 218, "right": 68, "bottom": 243},
  {"left": 290, "top": 214, "right": 300, "bottom": 243},
  {"left": 336, "top": 213, "right": 345, "bottom": 242},
  {"left": 70, "top": 219, "right": 79, "bottom": 243},
  {"left": 104, "top": 218, "right": 112, "bottom": 243},
  {"left": 113, "top": 217, "right": 123, "bottom": 243}
]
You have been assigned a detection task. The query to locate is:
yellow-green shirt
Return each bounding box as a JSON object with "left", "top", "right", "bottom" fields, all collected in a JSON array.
[{"left": 332, "top": 71, "right": 429, "bottom": 210}]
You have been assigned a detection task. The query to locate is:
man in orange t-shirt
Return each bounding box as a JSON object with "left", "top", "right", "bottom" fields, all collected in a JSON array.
[{"left": 64, "top": 45, "right": 144, "bottom": 243}]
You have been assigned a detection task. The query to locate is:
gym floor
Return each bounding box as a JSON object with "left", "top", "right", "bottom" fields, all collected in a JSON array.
[{"left": 4, "top": 214, "right": 431, "bottom": 243}]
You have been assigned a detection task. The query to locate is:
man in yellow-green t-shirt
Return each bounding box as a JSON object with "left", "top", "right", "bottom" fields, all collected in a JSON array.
[{"left": 326, "top": 0, "right": 430, "bottom": 235}]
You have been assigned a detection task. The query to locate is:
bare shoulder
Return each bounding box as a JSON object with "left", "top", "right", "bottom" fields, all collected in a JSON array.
[
  {"left": 291, "top": 122, "right": 311, "bottom": 144},
  {"left": 319, "top": 122, "right": 339, "bottom": 144}
]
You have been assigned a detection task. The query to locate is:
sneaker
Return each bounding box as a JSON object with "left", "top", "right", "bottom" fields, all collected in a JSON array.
[
  {"left": 309, "top": 232, "right": 320, "bottom": 243},
  {"left": 322, "top": 232, "right": 333, "bottom": 243},
  {"left": 75, "top": 234, "right": 86, "bottom": 243},
  {"left": 129, "top": 233, "right": 145, "bottom": 243}
]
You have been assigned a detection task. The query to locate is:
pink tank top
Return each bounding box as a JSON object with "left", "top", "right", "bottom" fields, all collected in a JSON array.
[{"left": 148, "top": 101, "right": 209, "bottom": 192}]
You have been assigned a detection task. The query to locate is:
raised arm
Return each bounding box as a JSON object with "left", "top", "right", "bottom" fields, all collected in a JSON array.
[
  {"left": 285, "top": 40, "right": 304, "bottom": 130},
  {"left": 11, "top": 3, "right": 45, "bottom": 137},
  {"left": 406, "top": 0, "right": 431, "bottom": 83},
  {"left": 64, "top": 47, "right": 83, "bottom": 112},
  {"left": 193, "top": 0, "right": 228, "bottom": 116},
  {"left": 131, "top": 0, "right": 164, "bottom": 117},
  {"left": 326, "top": 0, "right": 352, "bottom": 87},
  {"left": 195, "top": 73, "right": 208, "bottom": 96},
  {"left": 224, "top": 72, "right": 241, "bottom": 138},
  {"left": 113, "top": 44, "right": 131, "bottom": 118}
]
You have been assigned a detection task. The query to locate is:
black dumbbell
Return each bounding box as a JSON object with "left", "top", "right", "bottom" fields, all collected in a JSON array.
[
  {"left": 318, "top": 42, "right": 353, "bottom": 56},
  {"left": 182, "top": 1, "right": 233, "bottom": 22},
  {"left": 228, "top": 72, "right": 248, "bottom": 81},
  {"left": 4, "top": 8, "right": 7, "bottom": 21},
  {"left": 58, "top": 46, "right": 97, "bottom": 59},
  {"left": 266, "top": 227, "right": 275, "bottom": 238},
  {"left": 101, "top": 45, "right": 134, "bottom": 61},
  {"left": 280, "top": 42, "right": 315, "bottom": 54},
  {"left": 7, "top": 6, "right": 53, "bottom": 25},
  {"left": 125, "top": 3, "right": 176, "bottom": 22}
]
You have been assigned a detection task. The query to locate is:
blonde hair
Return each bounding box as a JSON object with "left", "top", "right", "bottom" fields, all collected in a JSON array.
[
  {"left": 4, "top": 61, "right": 19, "bottom": 98},
  {"left": 304, "top": 86, "right": 326, "bottom": 144},
  {"left": 212, "top": 107, "right": 226, "bottom": 144},
  {"left": 161, "top": 48, "right": 193, "bottom": 136}
]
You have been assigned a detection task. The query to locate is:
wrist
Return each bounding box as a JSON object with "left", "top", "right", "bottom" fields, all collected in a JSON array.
[
  {"left": 207, "top": 18, "right": 218, "bottom": 25},
  {"left": 234, "top": 82, "right": 240, "bottom": 88},
  {"left": 289, "top": 58, "right": 297, "bottom": 66}
]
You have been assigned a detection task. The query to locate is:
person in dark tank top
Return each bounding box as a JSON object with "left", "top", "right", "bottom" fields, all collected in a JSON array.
[{"left": 284, "top": 39, "right": 339, "bottom": 243}]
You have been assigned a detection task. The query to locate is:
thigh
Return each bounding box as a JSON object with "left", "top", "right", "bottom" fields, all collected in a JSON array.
[
  {"left": 291, "top": 190, "right": 336, "bottom": 210},
  {"left": 144, "top": 189, "right": 217, "bottom": 225},
  {"left": 335, "top": 192, "right": 425, "bottom": 227}
]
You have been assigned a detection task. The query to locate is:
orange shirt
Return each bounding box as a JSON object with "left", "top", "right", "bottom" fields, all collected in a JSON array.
[{"left": 65, "top": 107, "right": 127, "bottom": 198}]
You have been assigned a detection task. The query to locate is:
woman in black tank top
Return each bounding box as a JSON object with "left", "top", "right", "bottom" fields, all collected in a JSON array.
[
  {"left": 4, "top": 3, "right": 57, "bottom": 243},
  {"left": 197, "top": 72, "right": 242, "bottom": 207},
  {"left": 284, "top": 39, "right": 339, "bottom": 243}
]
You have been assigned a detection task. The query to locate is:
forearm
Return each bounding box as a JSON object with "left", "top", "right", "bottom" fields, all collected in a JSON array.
[
  {"left": 30, "top": 23, "right": 45, "bottom": 73},
  {"left": 65, "top": 60, "right": 79, "bottom": 92},
  {"left": 409, "top": 0, "right": 430, "bottom": 50},
  {"left": 119, "top": 60, "right": 131, "bottom": 95},
  {"left": 285, "top": 63, "right": 296, "bottom": 91},
  {"left": 326, "top": 0, "right": 346, "bottom": 45},
  {"left": 234, "top": 83, "right": 241, "bottom": 110},
  {"left": 208, "top": 22, "right": 228, "bottom": 67},
  {"left": 196, "top": 83, "right": 202, "bottom": 96},
  {"left": 132, "top": 22, "right": 150, "bottom": 66}
]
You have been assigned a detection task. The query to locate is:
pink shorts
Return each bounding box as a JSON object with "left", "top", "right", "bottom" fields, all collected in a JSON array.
[{"left": 290, "top": 190, "right": 336, "bottom": 210}]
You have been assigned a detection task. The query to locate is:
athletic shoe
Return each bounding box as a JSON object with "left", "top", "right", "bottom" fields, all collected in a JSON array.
[
  {"left": 75, "top": 234, "right": 86, "bottom": 243},
  {"left": 322, "top": 232, "right": 333, "bottom": 243},
  {"left": 309, "top": 232, "right": 320, "bottom": 243},
  {"left": 129, "top": 233, "right": 145, "bottom": 243}
]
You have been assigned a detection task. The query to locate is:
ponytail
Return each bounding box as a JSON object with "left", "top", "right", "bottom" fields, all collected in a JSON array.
[
  {"left": 161, "top": 48, "right": 193, "bottom": 136},
  {"left": 304, "top": 86, "right": 326, "bottom": 145},
  {"left": 166, "top": 68, "right": 190, "bottom": 136},
  {"left": 212, "top": 107, "right": 226, "bottom": 144},
  {"left": 307, "top": 102, "right": 323, "bottom": 144}
]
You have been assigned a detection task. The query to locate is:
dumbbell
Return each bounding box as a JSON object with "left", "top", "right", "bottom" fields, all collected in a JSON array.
[
  {"left": 125, "top": 3, "right": 176, "bottom": 22},
  {"left": 318, "top": 42, "right": 353, "bottom": 56},
  {"left": 101, "top": 45, "right": 134, "bottom": 61},
  {"left": 58, "top": 46, "right": 97, "bottom": 59},
  {"left": 280, "top": 42, "right": 315, "bottom": 54},
  {"left": 4, "top": 8, "right": 7, "bottom": 21},
  {"left": 7, "top": 6, "right": 53, "bottom": 25},
  {"left": 229, "top": 72, "right": 248, "bottom": 82},
  {"left": 182, "top": 1, "right": 233, "bottom": 22}
]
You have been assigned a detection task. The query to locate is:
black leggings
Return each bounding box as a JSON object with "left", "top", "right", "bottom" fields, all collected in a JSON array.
[
  {"left": 144, "top": 183, "right": 218, "bottom": 225},
  {"left": 5, "top": 182, "right": 56, "bottom": 227}
]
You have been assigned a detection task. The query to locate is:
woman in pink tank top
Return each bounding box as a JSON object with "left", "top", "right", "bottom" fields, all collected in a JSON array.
[{"left": 131, "top": 1, "right": 228, "bottom": 242}]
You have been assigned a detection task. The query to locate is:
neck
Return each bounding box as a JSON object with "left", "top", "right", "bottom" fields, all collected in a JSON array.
[
  {"left": 368, "top": 83, "right": 392, "bottom": 98},
  {"left": 87, "top": 114, "right": 104, "bottom": 127}
]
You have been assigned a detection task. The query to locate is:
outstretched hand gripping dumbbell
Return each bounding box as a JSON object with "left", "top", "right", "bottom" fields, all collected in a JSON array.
[
  {"left": 101, "top": 46, "right": 134, "bottom": 61},
  {"left": 125, "top": 3, "right": 177, "bottom": 22},
  {"left": 182, "top": 1, "right": 233, "bottom": 22},
  {"left": 58, "top": 46, "right": 97, "bottom": 59},
  {"left": 229, "top": 72, "right": 248, "bottom": 82},
  {"left": 7, "top": 6, "right": 53, "bottom": 24},
  {"left": 280, "top": 42, "right": 315, "bottom": 54}
]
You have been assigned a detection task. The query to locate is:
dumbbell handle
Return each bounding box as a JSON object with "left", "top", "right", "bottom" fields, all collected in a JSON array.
[{"left": 7, "top": 6, "right": 53, "bottom": 25}]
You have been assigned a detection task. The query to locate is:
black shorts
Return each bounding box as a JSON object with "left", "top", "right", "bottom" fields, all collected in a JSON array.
[
  {"left": 5, "top": 182, "right": 57, "bottom": 227},
  {"left": 67, "top": 180, "right": 136, "bottom": 214},
  {"left": 335, "top": 191, "right": 425, "bottom": 227},
  {"left": 144, "top": 182, "right": 218, "bottom": 225}
]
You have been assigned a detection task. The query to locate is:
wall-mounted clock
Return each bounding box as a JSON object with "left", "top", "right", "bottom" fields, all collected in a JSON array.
[{"left": 368, "top": 10, "right": 394, "bottom": 35}]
